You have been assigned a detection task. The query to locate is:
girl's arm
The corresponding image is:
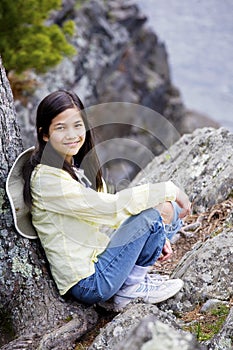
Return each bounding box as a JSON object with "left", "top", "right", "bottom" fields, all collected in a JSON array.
[{"left": 31, "top": 166, "right": 189, "bottom": 227}]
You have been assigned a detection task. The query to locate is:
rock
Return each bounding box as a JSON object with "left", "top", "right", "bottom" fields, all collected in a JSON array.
[
  {"left": 89, "top": 304, "right": 207, "bottom": 350},
  {"left": 132, "top": 127, "right": 233, "bottom": 213},
  {"left": 116, "top": 316, "right": 206, "bottom": 350},
  {"left": 181, "top": 109, "right": 220, "bottom": 135},
  {"left": 164, "top": 230, "right": 233, "bottom": 313},
  {"left": 88, "top": 303, "right": 180, "bottom": 350},
  {"left": 200, "top": 299, "right": 229, "bottom": 314}
]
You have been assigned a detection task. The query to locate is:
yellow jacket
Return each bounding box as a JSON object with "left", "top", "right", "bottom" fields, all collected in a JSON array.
[{"left": 30, "top": 164, "right": 177, "bottom": 295}]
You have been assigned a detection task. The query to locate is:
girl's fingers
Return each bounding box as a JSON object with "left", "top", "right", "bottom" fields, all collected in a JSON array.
[{"left": 176, "top": 188, "right": 192, "bottom": 218}]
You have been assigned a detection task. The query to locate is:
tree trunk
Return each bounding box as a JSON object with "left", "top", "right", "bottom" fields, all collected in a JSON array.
[{"left": 0, "top": 57, "right": 98, "bottom": 350}]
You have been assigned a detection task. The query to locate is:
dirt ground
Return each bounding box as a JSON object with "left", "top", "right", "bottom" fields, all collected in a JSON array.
[{"left": 153, "top": 197, "right": 233, "bottom": 276}]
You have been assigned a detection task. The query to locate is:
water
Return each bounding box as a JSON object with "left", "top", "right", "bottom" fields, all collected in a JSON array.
[{"left": 135, "top": 0, "right": 233, "bottom": 132}]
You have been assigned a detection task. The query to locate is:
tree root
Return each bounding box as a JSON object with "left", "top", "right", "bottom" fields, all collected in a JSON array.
[
  {"left": 1, "top": 315, "right": 97, "bottom": 350},
  {"left": 38, "top": 317, "right": 89, "bottom": 350}
]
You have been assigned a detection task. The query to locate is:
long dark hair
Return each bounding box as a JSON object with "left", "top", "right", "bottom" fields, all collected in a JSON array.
[{"left": 23, "top": 90, "right": 103, "bottom": 208}]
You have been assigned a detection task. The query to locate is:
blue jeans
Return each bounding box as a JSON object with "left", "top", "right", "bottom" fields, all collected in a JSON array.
[{"left": 70, "top": 203, "right": 182, "bottom": 305}]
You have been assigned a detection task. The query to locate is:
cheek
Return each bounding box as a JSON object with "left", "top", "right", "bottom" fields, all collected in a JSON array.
[
  {"left": 80, "top": 129, "right": 86, "bottom": 142},
  {"left": 51, "top": 129, "right": 64, "bottom": 139},
  {"left": 49, "top": 133, "right": 64, "bottom": 147}
]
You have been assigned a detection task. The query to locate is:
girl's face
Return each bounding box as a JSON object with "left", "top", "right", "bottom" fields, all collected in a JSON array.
[{"left": 43, "top": 108, "right": 86, "bottom": 164}]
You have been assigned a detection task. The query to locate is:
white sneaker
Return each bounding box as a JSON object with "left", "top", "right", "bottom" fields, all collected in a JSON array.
[
  {"left": 147, "top": 272, "right": 170, "bottom": 283},
  {"left": 114, "top": 275, "right": 184, "bottom": 309}
]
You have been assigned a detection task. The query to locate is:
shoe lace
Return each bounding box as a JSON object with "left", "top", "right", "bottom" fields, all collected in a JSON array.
[
  {"left": 146, "top": 273, "right": 169, "bottom": 284},
  {"left": 143, "top": 274, "right": 158, "bottom": 302},
  {"left": 135, "top": 274, "right": 158, "bottom": 302},
  {"left": 138, "top": 274, "right": 169, "bottom": 302}
]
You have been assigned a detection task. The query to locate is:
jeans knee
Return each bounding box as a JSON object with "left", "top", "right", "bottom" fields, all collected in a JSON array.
[{"left": 138, "top": 208, "right": 162, "bottom": 226}]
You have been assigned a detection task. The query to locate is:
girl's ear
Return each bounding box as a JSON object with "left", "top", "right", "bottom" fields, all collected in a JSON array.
[
  {"left": 43, "top": 134, "right": 49, "bottom": 142},
  {"left": 40, "top": 127, "right": 49, "bottom": 142}
]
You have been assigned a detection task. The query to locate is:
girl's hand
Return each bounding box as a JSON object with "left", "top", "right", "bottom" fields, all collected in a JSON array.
[
  {"left": 175, "top": 187, "right": 192, "bottom": 219},
  {"left": 158, "top": 239, "right": 173, "bottom": 262}
]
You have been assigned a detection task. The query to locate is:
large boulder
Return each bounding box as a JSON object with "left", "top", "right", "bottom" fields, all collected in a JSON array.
[
  {"left": 89, "top": 306, "right": 206, "bottom": 350},
  {"left": 89, "top": 126, "right": 233, "bottom": 350},
  {"left": 132, "top": 127, "right": 233, "bottom": 213},
  {"left": 164, "top": 229, "right": 233, "bottom": 313}
]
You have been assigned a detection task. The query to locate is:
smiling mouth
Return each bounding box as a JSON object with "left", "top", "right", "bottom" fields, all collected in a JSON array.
[{"left": 63, "top": 141, "right": 79, "bottom": 146}]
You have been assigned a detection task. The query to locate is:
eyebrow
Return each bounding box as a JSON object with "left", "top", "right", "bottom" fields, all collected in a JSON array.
[
  {"left": 54, "top": 122, "right": 65, "bottom": 126},
  {"left": 53, "top": 120, "right": 83, "bottom": 127}
]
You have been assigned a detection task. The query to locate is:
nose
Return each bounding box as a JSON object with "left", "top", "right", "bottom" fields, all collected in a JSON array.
[{"left": 66, "top": 127, "right": 77, "bottom": 140}]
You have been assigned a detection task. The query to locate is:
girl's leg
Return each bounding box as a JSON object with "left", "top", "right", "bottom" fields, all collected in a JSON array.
[
  {"left": 113, "top": 202, "right": 184, "bottom": 308},
  {"left": 70, "top": 208, "right": 165, "bottom": 304},
  {"left": 70, "top": 203, "right": 183, "bottom": 305}
]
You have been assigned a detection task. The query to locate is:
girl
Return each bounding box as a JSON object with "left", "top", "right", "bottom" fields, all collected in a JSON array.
[{"left": 21, "top": 90, "right": 191, "bottom": 309}]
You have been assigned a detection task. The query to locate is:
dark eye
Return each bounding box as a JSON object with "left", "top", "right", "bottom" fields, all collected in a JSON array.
[
  {"left": 55, "top": 126, "right": 65, "bottom": 130},
  {"left": 75, "top": 122, "right": 84, "bottom": 128}
]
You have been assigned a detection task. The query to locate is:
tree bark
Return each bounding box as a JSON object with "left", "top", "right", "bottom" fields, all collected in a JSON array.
[{"left": 0, "top": 57, "right": 98, "bottom": 349}]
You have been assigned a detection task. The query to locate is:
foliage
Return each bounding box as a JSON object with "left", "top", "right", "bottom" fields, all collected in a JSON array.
[
  {"left": 183, "top": 304, "right": 230, "bottom": 342},
  {"left": 0, "top": 0, "right": 76, "bottom": 74}
]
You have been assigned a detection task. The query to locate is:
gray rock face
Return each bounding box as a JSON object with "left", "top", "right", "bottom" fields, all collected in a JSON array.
[
  {"left": 88, "top": 303, "right": 181, "bottom": 350},
  {"left": 132, "top": 127, "right": 233, "bottom": 213},
  {"left": 115, "top": 316, "right": 206, "bottom": 350},
  {"left": 118, "top": 318, "right": 206, "bottom": 350},
  {"left": 200, "top": 299, "right": 229, "bottom": 314},
  {"left": 89, "top": 303, "right": 207, "bottom": 350},
  {"left": 170, "top": 230, "right": 233, "bottom": 312}
]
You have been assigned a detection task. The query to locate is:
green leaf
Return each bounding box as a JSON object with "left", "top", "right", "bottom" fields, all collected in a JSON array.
[{"left": 0, "top": 0, "right": 76, "bottom": 73}]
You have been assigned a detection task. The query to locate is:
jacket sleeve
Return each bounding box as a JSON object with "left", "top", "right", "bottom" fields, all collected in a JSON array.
[{"left": 31, "top": 166, "right": 177, "bottom": 227}]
